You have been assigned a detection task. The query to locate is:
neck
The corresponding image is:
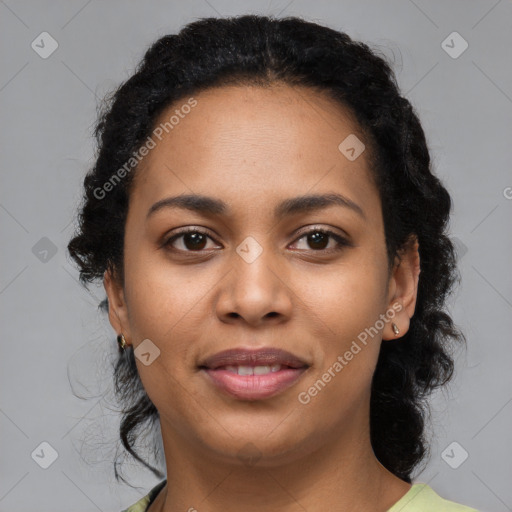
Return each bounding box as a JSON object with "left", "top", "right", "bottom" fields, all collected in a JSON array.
[{"left": 149, "top": 412, "right": 411, "bottom": 512}]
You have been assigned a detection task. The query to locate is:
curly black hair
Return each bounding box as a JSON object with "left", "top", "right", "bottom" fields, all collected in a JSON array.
[{"left": 67, "top": 14, "right": 466, "bottom": 485}]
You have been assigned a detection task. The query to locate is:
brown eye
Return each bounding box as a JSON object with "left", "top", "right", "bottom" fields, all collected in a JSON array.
[
  {"left": 291, "top": 228, "right": 350, "bottom": 253},
  {"left": 306, "top": 231, "right": 329, "bottom": 250},
  {"left": 181, "top": 232, "right": 208, "bottom": 250},
  {"left": 163, "top": 227, "right": 350, "bottom": 255},
  {"left": 164, "top": 228, "right": 218, "bottom": 252}
]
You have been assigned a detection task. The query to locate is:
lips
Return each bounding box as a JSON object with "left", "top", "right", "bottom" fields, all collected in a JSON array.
[
  {"left": 198, "top": 347, "right": 309, "bottom": 370},
  {"left": 198, "top": 347, "right": 310, "bottom": 401}
]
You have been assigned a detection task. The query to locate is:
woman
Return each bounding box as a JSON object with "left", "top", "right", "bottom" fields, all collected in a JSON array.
[{"left": 67, "top": 14, "right": 479, "bottom": 512}]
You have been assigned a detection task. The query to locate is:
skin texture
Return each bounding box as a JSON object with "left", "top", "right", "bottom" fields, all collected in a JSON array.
[{"left": 104, "top": 84, "right": 421, "bottom": 512}]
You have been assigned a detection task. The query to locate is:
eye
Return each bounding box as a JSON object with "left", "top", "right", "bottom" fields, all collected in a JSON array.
[
  {"left": 290, "top": 227, "right": 350, "bottom": 253},
  {"left": 163, "top": 227, "right": 220, "bottom": 252},
  {"left": 163, "top": 226, "right": 351, "bottom": 254}
]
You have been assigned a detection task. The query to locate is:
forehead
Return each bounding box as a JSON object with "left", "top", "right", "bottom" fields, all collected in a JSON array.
[{"left": 129, "top": 84, "right": 381, "bottom": 225}]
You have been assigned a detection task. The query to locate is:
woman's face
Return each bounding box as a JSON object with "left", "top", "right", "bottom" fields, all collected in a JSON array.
[{"left": 104, "top": 83, "right": 419, "bottom": 466}]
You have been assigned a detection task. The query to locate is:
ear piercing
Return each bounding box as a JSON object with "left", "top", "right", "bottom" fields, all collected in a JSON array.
[
  {"left": 391, "top": 323, "right": 400, "bottom": 336},
  {"left": 117, "top": 333, "right": 127, "bottom": 350}
]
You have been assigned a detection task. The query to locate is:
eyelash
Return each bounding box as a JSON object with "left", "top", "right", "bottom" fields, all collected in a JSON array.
[{"left": 163, "top": 226, "right": 350, "bottom": 255}]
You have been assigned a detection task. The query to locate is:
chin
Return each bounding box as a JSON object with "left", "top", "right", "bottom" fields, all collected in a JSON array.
[{"left": 191, "top": 421, "right": 316, "bottom": 468}]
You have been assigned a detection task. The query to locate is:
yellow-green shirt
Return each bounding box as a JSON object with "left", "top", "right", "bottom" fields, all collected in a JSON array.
[
  {"left": 121, "top": 480, "right": 479, "bottom": 512},
  {"left": 388, "top": 483, "right": 479, "bottom": 511}
]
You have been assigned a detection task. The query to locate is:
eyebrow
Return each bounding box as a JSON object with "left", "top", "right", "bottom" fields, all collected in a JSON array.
[{"left": 146, "top": 192, "right": 366, "bottom": 221}]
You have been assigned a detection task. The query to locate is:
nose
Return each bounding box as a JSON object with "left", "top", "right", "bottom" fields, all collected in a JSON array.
[{"left": 215, "top": 242, "right": 293, "bottom": 327}]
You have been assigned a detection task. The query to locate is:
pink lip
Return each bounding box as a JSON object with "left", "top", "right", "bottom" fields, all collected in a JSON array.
[
  {"left": 202, "top": 367, "right": 308, "bottom": 401},
  {"left": 199, "top": 347, "right": 309, "bottom": 370}
]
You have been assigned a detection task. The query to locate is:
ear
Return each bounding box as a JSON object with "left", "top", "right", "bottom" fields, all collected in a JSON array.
[
  {"left": 382, "top": 235, "right": 421, "bottom": 340},
  {"left": 103, "top": 269, "right": 132, "bottom": 347}
]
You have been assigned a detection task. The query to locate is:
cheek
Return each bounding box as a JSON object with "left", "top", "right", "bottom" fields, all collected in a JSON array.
[
  {"left": 296, "top": 258, "right": 387, "bottom": 394},
  {"left": 124, "top": 245, "right": 206, "bottom": 338},
  {"left": 299, "top": 257, "right": 387, "bottom": 335},
  {"left": 123, "top": 249, "right": 217, "bottom": 391},
  {"left": 124, "top": 259, "right": 206, "bottom": 417}
]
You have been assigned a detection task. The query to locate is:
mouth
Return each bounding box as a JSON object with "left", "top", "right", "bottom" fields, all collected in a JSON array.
[
  {"left": 198, "top": 347, "right": 310, "bottom": 401},
  {"left": 206, "top": 363, "right": 298, "bottom": 375}
]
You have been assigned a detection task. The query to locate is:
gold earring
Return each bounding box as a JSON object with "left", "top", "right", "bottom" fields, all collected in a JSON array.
[
  {"left": 117, "top": 333, "right": 127, "bottom": 350},
  {"left": 391, "top": 323, "right": 400, "bottom": 336}
]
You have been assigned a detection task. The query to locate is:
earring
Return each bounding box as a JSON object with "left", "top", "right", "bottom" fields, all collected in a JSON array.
[
  {"left": 117, "top": 333, "right": 127, "bottom": 350},
  {"left": 391, "top": 323, "right": 400, "bottom": 336}
]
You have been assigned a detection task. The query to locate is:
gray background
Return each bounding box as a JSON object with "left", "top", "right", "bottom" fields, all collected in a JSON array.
[{"left": 1, "top": 0, "right": 511, "bottom": 511}]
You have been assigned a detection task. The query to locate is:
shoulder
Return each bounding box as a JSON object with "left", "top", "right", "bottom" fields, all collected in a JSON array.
[
  {"left": 121, "top": 480, "right": 167, "bottom": 512},
  {"left": 387, "top": 483, "right": 479, "bottom": 512}
]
